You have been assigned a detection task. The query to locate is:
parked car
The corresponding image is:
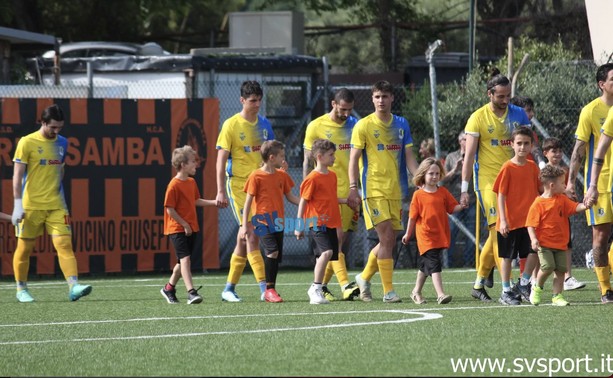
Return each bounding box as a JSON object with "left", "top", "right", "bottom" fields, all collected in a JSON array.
[{"left": 42, "top": 41, "right": 170, "bottom": 59}]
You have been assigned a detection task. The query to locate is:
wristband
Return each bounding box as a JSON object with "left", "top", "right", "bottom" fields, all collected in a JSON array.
[{"left": 461, "top": 180, "right": 469, "bottom": 193}]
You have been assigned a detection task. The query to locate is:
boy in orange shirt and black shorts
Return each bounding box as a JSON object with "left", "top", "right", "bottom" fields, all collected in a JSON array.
[{"left": 240, "top": 140, "right": 300, "bottom": 303}]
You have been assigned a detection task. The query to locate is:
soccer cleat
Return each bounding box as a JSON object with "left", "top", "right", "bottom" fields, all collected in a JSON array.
[
  {"left": 471, "top": 287, "right": 492, "bottom": 302},
  {"left": 342, "top": 281, "right": 360, "bottom": 301},
  {"left": 585, "top": 249, "right": 595, "bottom": 270},
  {"left": 264, "top": 288, "right": 283, "bottom": 303},
  {"left": 382, "top": 290, "right": 402, "bottom": 303},
  {"left": 484, "top": 269, "right": 495, "bottom": 288},
  {"left": 551, "top": 294, "right": 570, "bottom": 306},
  {"left": 499, "top": 291, "right": 521, "bottom": 305},
  {"left": 307, "top": 285, "right": 330, "bottom": 305},
  {"left": 514, "top": 281, "right": 531, "bottom": 302},
  {"left": 16, "top": 289, "right": 34, "bottom": 303},
  {"left": 321, "top": 286, "right": 336, "bottom": 302},
  {"left": 563, "top": 276, "right": 586, "bottom": 291},
  {"left": 437, "top": 294, "right": 452, "bottom": 304},
  {"left": 355, "top": 274, "right": 372, "bottom": 302},
  {"left": 69, "top": 283, "right": 92, "bottom": 302},
  {"left": 530, "top": 285, "right": 542, "bottom": 306},
  {"left": 187, "top": 287, "right": 203, "bottom": 304},
  {"left": 601, "top": 290, "right": 613, "bottom": 304},
  {"left": 160, "top": 287, "right": 179, "bottom": 304},
  {"left": 221, "top": 290, "right": 242, "bottom": 302}
]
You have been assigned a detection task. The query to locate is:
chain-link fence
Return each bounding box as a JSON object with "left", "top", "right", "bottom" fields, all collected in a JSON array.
[{"left": 0, "top": 59, "right": 601, "bottom": 271}]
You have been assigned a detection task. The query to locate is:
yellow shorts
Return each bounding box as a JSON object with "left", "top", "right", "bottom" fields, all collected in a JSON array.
[
  {"left": 362, "top": 197, "right": 402, "bottom": 231},
  {"left": 476, "top": 189, "right": 497, "bottom": 227},
  {"left": 339, "top": 203, "right": 359, "bottom": 232},
  {"left": 586, "top": 192, "right": 613, "bottom": 226},
  {"left": 226, "top": 176, "right": 248, "bottom": 226},
  {"left": 16, "top": 209, "right": 72, "bottom": 239}
]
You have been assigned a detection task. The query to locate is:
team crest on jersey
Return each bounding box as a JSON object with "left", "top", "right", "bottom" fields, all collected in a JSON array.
[
  {"left": 487, "top": 125, "right": 495, "bottom": 134},
  {"left": 399, "top": 129, "right": 404, "bottom": 139},
  {"left": 239, "top": 132, "right": 246, "bottom": 141},
  {"left": 489, "top": 207, "right": 497, "bottom": 217},
  {"left": 374, "top": 130, "right": 380, "bottom": 138},
  {"left": 325, "top": 129, "right": 332, "bottom": 139}
]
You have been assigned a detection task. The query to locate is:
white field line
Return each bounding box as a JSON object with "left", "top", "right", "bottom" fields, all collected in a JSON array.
[{"left": 0, "top": 309, "right": 441, "bottom": 345}]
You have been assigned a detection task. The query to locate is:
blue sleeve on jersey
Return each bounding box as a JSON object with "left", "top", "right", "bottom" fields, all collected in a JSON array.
[
  {"left": 395, "top": 115, "right": 414, "bottom": 145},
  {"left": 57, "top": 136, "right": 69, "bottom": 163},
  {"left": 257, "top": 115, "right": 275, "bottom": 140},
  {"left": 508, "top": 104, "right": 531, "bottom": 127}
]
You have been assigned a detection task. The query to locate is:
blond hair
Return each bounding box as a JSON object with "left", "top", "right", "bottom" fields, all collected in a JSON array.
[
  {"left": 412, "top": 157, "right": 445, "bottom": 186},
  {"left": 171, "top": 145, "right": 196, "bottom": 170}
]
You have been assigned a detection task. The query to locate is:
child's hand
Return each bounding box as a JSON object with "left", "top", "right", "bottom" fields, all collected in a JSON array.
[
  {"left": 239, "top": 225, "right": 249, "bottom": 240},
  {"left": 401, "top": 233, "right": 410, "bottom": 245},
  {"left": 499, "top": 220, "right": 509, "bottom": 238},
  {"left": 531, "top": 239, "right": 540, "bottom": 252},
  {"left": 183, "top": 224, "right": 193, "bottom": 236},
  {"left": 294, "top": 230, "right": 304, "bottom": 240}
]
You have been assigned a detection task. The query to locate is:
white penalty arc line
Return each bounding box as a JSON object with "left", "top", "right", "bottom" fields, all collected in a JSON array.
[{"left": 0, "top": 310, "right": 441, "bottom": 346}]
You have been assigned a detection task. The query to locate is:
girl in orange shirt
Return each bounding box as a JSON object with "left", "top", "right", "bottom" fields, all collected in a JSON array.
[{"left": 402, "top": 157, "right": 466, "bottom": 304}]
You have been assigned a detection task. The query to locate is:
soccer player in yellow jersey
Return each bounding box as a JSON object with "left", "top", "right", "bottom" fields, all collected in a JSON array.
[
  {"left": 578, "top": 64, "right": 613, "bottom": 303},
  {"left": 11, "top": 104, "right": 92, "bottom": 303},
  {"left": 460, "top": 69, "right": 531, "bottom": 302},
  {"left": 216, "top": 81, "right": 276, "bottom": 302},
  {"left": 303, "top": 88, "right": 360, "bottom": 301},
  {"left": 347, "top": 80, "right": 419, "bottom": 303}
]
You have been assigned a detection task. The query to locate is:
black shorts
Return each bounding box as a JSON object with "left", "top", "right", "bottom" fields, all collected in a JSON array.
[
  {"left": 419, "top": 248, "right": 443, "bottom": 276},
  {"left": 260, "top": 231, "right": 284, "bottom": 262},
  {"left": 309, "top": 227, "right": 339, "bottom": 260},
  {"left": 497, "top": 227, "right": 533, "bottom": 259},
  {"left": 169, "top": 232, "right": 197, "bottom": 260}
]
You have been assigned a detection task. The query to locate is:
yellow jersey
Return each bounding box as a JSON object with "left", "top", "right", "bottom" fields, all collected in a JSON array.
[
  {"left": 576, "top": 97, "right": 611, "bottom": 193},
  {"left": 303, "top": 114, "right": 357, "bottom": 198},
  {"left": 216, "top": 113, "right": 275, "bottom": 180},
  {"left": 350, "top": 113, "right": 413, "bottom": 199},
  {"left": 465, "top": 103, "right": 531, "bottom": 191}
]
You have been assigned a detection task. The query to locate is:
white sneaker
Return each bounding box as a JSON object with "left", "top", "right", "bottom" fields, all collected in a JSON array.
[
  {"left": 355, "top": 274, "right": 372, "bottom": 302},
  {"left": 564, "top": 276, "right": 586, "bottom": 291},
  {"left": 308, "top": 285, "right": 330, "bottom": 304},
  {"left": 221, "top": 290, "right": 241, "bottom": 302}
]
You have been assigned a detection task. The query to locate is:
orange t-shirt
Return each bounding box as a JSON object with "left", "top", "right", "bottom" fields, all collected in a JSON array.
[
  {"left": 244, "top": 168, "right": 294, "bottom": 220},
  {"left": 409, "top": 187, "right": 458, "bottom": 255},
  {"left": 526, "top": 194, "right": 578, "bottom": 250},
  {"left": 164, "top": 177, "right": 201, "bottom": 235},
  {"left": 300, "top": 170, "right": 342, "bottom": 228},
  {"left": 493, "top": 160, "right": 541, "bottom": 231}
]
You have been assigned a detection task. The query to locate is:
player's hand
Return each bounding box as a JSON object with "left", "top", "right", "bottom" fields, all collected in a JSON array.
[
  {"left": 460, "top": 192, "right": 469, "bottom": 208},
  {"left": 295, "top": 230, "right": 303, "bottom": 240},
  {"left": 347, "top": 188, "right": 361, "bottom": 211},
  {"left": 564, "top": 185, "right": 577, "bottom": 201},
  {"left": 11, "top": 199, "right": 24, "bottom": 226},
  {"left": 584, "top": 185, "right": 598, "bottom": 208},
  {"left": 216, "top": 191, "right": 228, "bottom": 208}
]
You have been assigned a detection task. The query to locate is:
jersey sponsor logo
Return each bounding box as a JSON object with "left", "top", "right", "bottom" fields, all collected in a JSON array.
[
  {"left": 243, "top": 145, "right": 262, "bottom": 153},
  {"left": 39, "top": 159, "right": 62, "bottom": 165},
  {"left": 500, "top": 139, "right": 512, "bottom": 146},
  {"left": 337, "top": 143, "right": 351, "bottom": 150},
  {"left": 386, "top": 144, "right": 402, "bottom": 151}
]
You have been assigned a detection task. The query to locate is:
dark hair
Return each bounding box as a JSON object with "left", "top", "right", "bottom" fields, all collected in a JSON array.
[
  {"left": 542, "top": 137, "right": 563, "bottom": 152},
  {"left": 260, "top": 140, "right": 285, "bottom": 162},
  {"left": 241, "top": 80, "right": 263, "bottom": 98},
  {"left": 372, "top": 80, "right": 394, "bottom": 94},
  {"left": 539, "top": 164, "right": 565, "bottom": 185},
  {"left": 510, "top": 95, "right": 534, "bottom": 109},
  {"left": 40, "top": 104, "right": 64, "bottom": 123},
  {"left": 511, "top": 126, "right": 534, "bottom": 142},
  {"left": 311, "top": 139, "right": 336, "bottom": 158},
  {"left": 487, "top": 68, "right": 510, "bottom": 93},
  {"left": 334, "top": 88, "right": 354, "bottom": 103},
  {"left": 596, "top": 63, "right": 613, "bottom": 86}
]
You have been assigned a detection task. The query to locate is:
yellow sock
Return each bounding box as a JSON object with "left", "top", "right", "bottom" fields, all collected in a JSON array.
[
  {"left": 608, "top": 247, "right": 613, "bottom": 272},
  {"left": 331, "top": 252, "right": 349, "bottom": 288},
  {"left": 13, "top": 238, "right": 35, "bottom": 284},
  {"left": 594, "top": 266, "right": 612, "bottom": 295},
  {"left": 377, "top": 258, "right": 394, "bottom": 294},
  {"left": 477, "top": 233, "right": 494, "bottom": 277},
  {"left": 53, "top": 235, "right": 79, "bottom": 279},
  {"left": 323, "top": 260, "right": 335, "bottom": 285},
  {"left": 247, "top": 250, "right": 265, "bottom": 283},
  {"left": 361, "top": 251, "right": 379, "bottom": 281},
  {"left": 227, "top": 254, "right": 247, "bottom": 284}
]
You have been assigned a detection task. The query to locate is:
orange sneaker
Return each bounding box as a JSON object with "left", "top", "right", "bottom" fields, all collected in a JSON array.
[{"left": 264, "top": 288, "right": 283, "bottom": 303}]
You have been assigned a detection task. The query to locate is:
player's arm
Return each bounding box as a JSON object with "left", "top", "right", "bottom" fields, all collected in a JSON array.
[
  {"left": 497, "top": 192, "right": 509, "bottom": 237},
  {"left": 401, "top": 217, "right": 416, "bottom": 245},
  {"left": 527, "top": 226, "right": 540, "bottom": 251},
  {"left": 302, "top": 149, "right": 313, "bottom": 179},
  {"left": 585, "top": 134, "right": 613, "bottom": 206},
  {"left": 196, "top": 199, "right": 217, "bottom": 207},
  {"left": 565, "top": 139, "right": 585, "bottom": 200},
  {"left": 460, "top": 133, "right": 478, "bottom": 207},
  {"left": 295, "top": 197, "right": 307, "bottom": 240},
  {"left": 215, "top": 149, "right": 230, "bottom": 208},
  {"left": 12, "top": 162, "right": 26, "bottom": 225},
  {"left": 0, "top": 212, "right": 10, "bottom": 222},
  {"left": 285, "top": 191, "right": 300, "bottom": 206},
  {"left": 347, "top": 147, "right": 361, "bottom": 211},
  {"left": 404, "top": 145, "right": 419, "bottom": 176},
  {"left": 166, "top": 207, "right": 192, "bottom": 236}
]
